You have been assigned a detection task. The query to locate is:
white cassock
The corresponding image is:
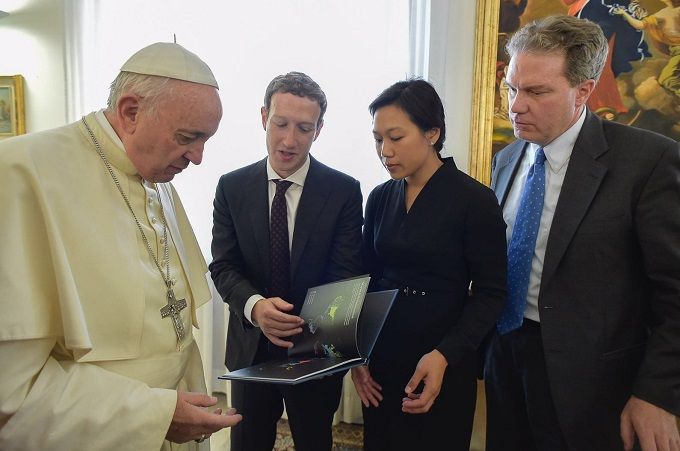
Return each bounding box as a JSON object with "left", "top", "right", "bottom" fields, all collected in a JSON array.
[{"left": 0, "top": 111, "right": 213, "bottom": 450}]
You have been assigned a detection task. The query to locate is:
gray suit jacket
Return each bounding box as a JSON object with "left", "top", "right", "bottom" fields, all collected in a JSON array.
[
  {"left": 210, "top": 156, "right": 363, "bottom": 371},
  {"left": 491, "top": 111, "right": 680, "bottom": 450}
]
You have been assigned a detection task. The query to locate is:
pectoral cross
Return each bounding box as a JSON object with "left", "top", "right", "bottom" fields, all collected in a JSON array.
[{"left": 160, "top": 288, "right": 187, "bottom": 342}]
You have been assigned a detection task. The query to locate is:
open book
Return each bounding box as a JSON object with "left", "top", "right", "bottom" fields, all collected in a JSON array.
[{"left": 219, "top": 275, "right": 397, "bottom": 384}]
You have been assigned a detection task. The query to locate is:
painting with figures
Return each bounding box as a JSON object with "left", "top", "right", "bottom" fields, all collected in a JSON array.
[{"left": 493, "top": 0, "right": 680, "bottom": 156}]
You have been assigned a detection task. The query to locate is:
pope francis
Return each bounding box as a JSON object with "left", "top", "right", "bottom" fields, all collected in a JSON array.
[{"left": 0, "top": 43, "right": 242, "bottom": 449}]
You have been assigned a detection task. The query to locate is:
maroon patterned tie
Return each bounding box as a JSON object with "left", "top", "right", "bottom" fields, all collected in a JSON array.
[{"left": 269, "top": 180, "right": 293, "bottom": 298}]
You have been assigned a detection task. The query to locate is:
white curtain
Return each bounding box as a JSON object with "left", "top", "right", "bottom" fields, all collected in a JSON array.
[
  {"left": 63, "top": 0, "right": 97, "bottom": 121},
  {"left": 409, "top": 0, "right": 430, "bottom": 78},
  {"left": 424, "top": 0, "right": 478, "bottom": 166}
]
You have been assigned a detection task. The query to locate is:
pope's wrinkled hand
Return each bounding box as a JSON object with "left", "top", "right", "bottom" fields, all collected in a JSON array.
[
  {"left": 252, "top": 297, "right": 304, "bottom": 348},
  {"left": 401, "top": 349, "right": 448, "bottom": 414},
  {"left": 351, "top": 365, "right": 383, "bottom": 408},
  {"left": 166, "top": 391, "right": 242, "bottom": 443}
]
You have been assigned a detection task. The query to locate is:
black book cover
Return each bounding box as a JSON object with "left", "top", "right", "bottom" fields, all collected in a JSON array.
[{"left": 219, "top": 276, "right": 397, "bottom": 384}]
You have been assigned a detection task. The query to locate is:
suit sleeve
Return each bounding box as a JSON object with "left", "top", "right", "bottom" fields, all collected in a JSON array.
[
  {"left": 209, "top": 175, "right": 260, "bottom": 324},
  {"left": 489, "top": 150, "right": 502, "bottom": 194},
  {"left": 435, "top": 187, "right": 508, "bottom": 366},
  {"left": 631, "top": 141, "right": 680, "bottom": 416},
  {"left": 0, "top": 339, "right": 176, "bottom": 450},
  {"left": 322, "top": 179, "right": 364, "bottom": 282}
]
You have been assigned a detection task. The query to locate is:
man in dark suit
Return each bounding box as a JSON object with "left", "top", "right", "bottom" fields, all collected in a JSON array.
[
  {"left": 484, "top": 15, "right": 680, "bottom": 451},
  {"left": 209, "top": 72, "right": 363, "bottom": 451}
]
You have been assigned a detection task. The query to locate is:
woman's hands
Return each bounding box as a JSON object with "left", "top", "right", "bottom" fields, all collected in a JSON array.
[{"left": 401, "top": 349, "right": 448, "bottom": 414}]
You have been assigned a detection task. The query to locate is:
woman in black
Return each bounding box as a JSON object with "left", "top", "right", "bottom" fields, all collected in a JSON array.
[{"left": 352, "top": 79, "right": 507, "bottom": 450}]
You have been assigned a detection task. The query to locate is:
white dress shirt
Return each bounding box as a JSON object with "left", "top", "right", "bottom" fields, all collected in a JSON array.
[
  {"left": 502, "top": 108, "right": 586, "bottom": 322},
  {"left": 244, "top": 156, "right": 311, "bottom": 325}
]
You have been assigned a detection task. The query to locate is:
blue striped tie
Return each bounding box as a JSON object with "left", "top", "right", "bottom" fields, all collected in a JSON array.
[{"left": 498, "top": 147, "right": 546, "bottom": 334}]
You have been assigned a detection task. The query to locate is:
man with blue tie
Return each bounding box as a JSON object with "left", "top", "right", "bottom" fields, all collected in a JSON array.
[{"left": 485, "top": 15, "right": 680, "bottom": 451}]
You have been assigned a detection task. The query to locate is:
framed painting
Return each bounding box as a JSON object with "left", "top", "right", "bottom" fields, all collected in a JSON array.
[
  {"left": 0, "top": 75, "right": 26, "bottom": 138},
  {"left": 470, "top": 0, "right": 680, "bottom": 186}
]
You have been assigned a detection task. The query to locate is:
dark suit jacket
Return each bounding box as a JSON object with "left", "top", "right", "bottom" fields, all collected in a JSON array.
[
  {"left": 491, "top": 111, "right": 680, "bottom": 450},
  {"left": 210, "top": 156, "right": 363, "bottom": 371}
]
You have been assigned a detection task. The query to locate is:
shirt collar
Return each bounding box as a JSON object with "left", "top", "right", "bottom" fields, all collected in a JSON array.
[
  {"left": 528, "top": 107, "right": 586, "bottom": 173},
  {"left": 94, "top": 109, "right": 126, "bottom": 150},
  {"left": 266, "top": 155, "right": 310, "bottom": 187}
]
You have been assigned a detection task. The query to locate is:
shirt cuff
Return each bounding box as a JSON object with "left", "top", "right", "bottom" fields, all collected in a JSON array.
[{"left": 245, "top": 295, "right": 265, "bottom": 326}]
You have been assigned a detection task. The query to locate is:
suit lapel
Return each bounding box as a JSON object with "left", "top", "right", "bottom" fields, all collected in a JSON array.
[
  {"left": 541, "top": 112, "right": 609, "bottom": 289},
  {"left": 290, "top": 157, "right": 329, "bottom": 277},
  {"left": 492, "top": 140, "right": 526, "bottom": 207},
  {"left": 246, "top": 159, "right": 271, "bottom": 282}
]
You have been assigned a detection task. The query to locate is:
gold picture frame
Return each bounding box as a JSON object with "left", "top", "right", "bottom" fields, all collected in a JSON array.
[
  {"left": 470, "top": 0, "right": 500, "bottom": 186},
  {"left": 471, "top": 0, "right": 680, "bottom": 186},
  {"left": 0, "top": 75, "right": 26, "bottom": 138}
]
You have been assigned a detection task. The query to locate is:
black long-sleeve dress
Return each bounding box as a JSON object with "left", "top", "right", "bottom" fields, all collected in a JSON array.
[{"left": 362, "top": 158, "right": 507, "bottom": 450}]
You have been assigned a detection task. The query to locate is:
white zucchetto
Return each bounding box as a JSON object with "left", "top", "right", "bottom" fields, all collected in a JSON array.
[{"left": 120, "top": 42, "right": 219, "bottom": 89}]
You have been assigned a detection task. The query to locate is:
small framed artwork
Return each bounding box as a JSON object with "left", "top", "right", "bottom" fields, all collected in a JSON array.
[
  {"left": 470, "top": 0, "right": 680, "bottom": 186},
  {"left": 0, "top": 75, "right": 26, "bottom": 138}
]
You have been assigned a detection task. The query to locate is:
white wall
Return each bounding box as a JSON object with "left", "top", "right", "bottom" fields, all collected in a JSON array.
[
  {"left": 0, "top": 0, "right": 479, "bottom": 175},
  {"left": 0, "top": 0, "right": 67, "bottom": 133},
  {"left": 68, "top": 0, "right": 410, "bottom": 259}
]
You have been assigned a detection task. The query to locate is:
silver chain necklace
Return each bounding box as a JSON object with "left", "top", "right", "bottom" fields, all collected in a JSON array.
[{"left": 81, "top": 117, "right": 187, "bottom": 343}]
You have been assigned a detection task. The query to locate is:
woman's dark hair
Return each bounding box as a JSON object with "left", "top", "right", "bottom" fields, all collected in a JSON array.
[{"left": 368, "top": 78, "right": 445, "bottom": 153}]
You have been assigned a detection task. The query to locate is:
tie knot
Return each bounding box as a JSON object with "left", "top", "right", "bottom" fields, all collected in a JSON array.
[
  {"left": 535, "top": 147, "right": 546, "bottom": 165},
  {"left": 274, "top": 179, "right": 293, "bottom": 194}
]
